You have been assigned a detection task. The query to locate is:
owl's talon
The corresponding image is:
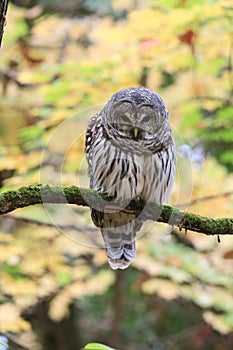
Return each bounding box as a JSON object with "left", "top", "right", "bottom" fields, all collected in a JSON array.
[
  {"left": 178, "top": 221, "right": 184, "bottom": 232},
  {"left": 96, "top": 187, "right": 108, "bottom": 195}
]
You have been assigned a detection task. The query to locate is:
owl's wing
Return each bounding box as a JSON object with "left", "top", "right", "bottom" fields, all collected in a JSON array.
[{"left": 85, "top": 113, "right": 102, "bottom": 178}]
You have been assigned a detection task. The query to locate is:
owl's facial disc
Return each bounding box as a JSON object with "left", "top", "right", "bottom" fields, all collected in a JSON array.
[{"left": 111, "top": 102, "right": 162, "bottom": 141}]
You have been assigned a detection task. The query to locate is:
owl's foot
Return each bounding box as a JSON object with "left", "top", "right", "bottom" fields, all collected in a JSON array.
[
  {"left": 95, "top": 186, "right": 106, "bottom": 194},
  {"left": 178, "top": 220, "right": 187, "bottom": 234},
  {"left": 96, "top": 187, "right": 111, "bottom": 197},
  {"left": 94, "top": 187, "right": 116, "bottom": 204}
]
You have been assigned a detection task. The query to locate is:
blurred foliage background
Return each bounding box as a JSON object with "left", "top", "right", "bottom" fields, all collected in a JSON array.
[{"left": 0, "top": 0, "right": 233, "bottom": 349}]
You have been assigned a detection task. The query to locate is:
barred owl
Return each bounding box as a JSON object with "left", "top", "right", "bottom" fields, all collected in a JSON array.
[{"left": 85, "top": 87, "right": 176, "bottom": 270}]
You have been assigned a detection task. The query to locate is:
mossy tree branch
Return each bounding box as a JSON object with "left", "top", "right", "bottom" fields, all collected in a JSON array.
[{"left": 0, "top": 184, "right": 232, "bottom": 236}]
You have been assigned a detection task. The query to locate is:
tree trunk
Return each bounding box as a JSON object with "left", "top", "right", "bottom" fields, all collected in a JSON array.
[
  {"left": 111, "top": 270, "right": 125, "bottom": 347},
  {"left": 23, "top": 299, "right": 81, "bottom": 350}
]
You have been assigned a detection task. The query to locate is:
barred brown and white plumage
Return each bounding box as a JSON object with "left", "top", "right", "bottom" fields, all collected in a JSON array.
[{"left": 85, "top": 87, "right": 176, "bottom": 270}]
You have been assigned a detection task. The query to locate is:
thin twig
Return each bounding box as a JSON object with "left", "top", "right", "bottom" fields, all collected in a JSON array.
[
  {"left": 4, "top": 213, "right": 98, "bottom": 232},
  {"left": 163, "top": 323, "right": 211, "bottom": 347},
  {"left": 177, "top": 190, "right": 233, "bottom": 208}
]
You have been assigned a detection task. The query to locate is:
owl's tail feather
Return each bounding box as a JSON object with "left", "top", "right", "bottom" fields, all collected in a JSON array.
[
  {"left": 102, "top": 231, "right": 136, "bottom": 270},
  {"left": 91, "top": 209, "right": 139, "bottom": 270}
]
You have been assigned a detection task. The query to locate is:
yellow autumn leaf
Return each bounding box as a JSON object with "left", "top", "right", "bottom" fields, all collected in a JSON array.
[
  {"left": 92, "top": 249, "right": 110, "bottom": 267},
  {"left": 0, "top": 303, "right": 30, "bottom": 332},
  {"left": 37, "top": 275, "right": 59, "bottom": 298},
  {"left": 141, "top": 278, "right": 180, "bottom": 300},
  {"left": 203, "top": 311, "right": 233, "bottom": 334},
  {"left": 84, "top": 270, "right": 115, "bottom": 296},
  {"left": 71, "top": 265, "right": 92, "bottom": 280},
  {"left": 20, "top": 255, "right": 47, "bottom": 276},
  {"left": 133, "top": 256, "right": 165, "bottom": 276},
  {"left": 48, "top": 290, "right": 72, "bottom": 322},
  {"left": 2, "top": 278, "right": 38, "bottom": 296}
]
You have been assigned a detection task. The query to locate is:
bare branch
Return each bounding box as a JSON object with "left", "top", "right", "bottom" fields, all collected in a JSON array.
[
  {"left": 177, "top": 190, "right": 233, "bottom": 208},
  {"left": 0, "top": 184, "right": 232, "bottom": 236},
  {"left": 5, "top": 213, "right": 98, "bottom": 232}
]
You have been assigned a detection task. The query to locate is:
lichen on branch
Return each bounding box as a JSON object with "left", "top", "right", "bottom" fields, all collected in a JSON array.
[{"left": 0, "top": 184, "right": 232, "bottom": 236}]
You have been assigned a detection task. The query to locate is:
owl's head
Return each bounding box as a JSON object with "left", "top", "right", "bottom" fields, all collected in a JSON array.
[{"left": 102, "top": 87, "right": 169, "bottom": 142}]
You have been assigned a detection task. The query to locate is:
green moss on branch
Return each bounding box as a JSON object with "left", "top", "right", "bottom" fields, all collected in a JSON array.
[{"left": 0, "top": 184, "right": 232, "bottom": 236}]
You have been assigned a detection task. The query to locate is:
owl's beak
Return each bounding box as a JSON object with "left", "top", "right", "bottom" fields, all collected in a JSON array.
[{"left": 133, "top": 127, "right": 139, "bottom": 139}]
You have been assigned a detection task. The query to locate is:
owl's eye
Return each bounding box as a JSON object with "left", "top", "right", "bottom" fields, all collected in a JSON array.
[
  {"left": 141, "top": 115, "right": 150, "bottom": 123},
  {"left": 121, "top": 115, "right": 131, "bottom": 124}
]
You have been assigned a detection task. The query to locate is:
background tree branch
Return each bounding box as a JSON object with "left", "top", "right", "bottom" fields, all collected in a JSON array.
[{"left": 0, "top": 184, "right": 232, "bottom": 236}]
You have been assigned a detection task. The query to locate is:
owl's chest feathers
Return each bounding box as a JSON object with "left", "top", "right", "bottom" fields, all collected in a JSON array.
[{"left": 90, "top": 135, "right": 169, "bottom": 202}]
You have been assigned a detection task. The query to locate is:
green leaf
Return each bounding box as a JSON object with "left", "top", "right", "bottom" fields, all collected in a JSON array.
[
  {"left": 2, "top": 262, "right": 25, "bottom": 281},
  {"left": 4, "top": 17, "right": 28, "bottom": 43},
  {"left": 84, "top": 343, "right": 115, "bottom": 350},
  {"left": 55, "top": 272, "right": 72, "bottom": 287},
  {"left": 19, "top": 125, "right": 43, "bottom": 150}
]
